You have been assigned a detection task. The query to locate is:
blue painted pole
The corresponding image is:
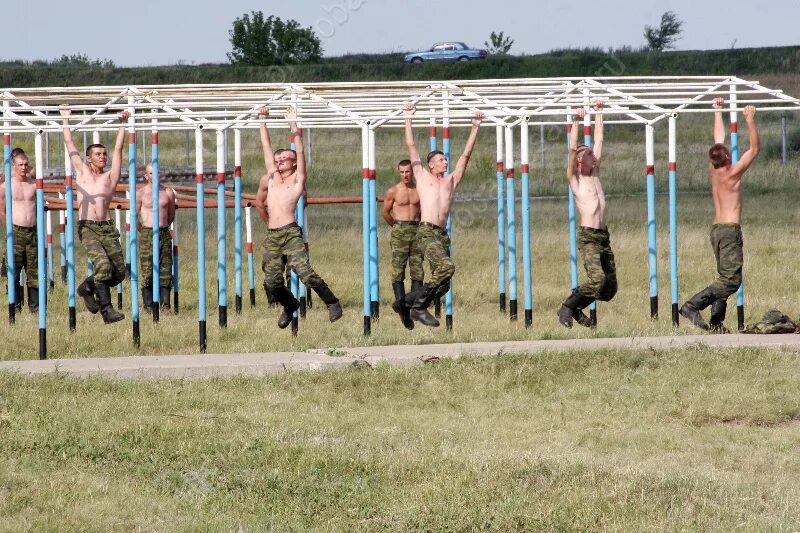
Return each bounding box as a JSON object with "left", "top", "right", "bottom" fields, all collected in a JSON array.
[
  {"left": 290, "top": 132, "right": 300, "bottom": 335},
  {"left": 505, "top": 126, "right": 517, "bottom": 321},
  {"left": 58, "top": 198, "right": 66, "bottom": 283},
  {"left": 195, "top": 127, "right": 207, "bottom": 352},
  {"left": 152, "top": 124, "right": 161, "bottom": 322},
  {"left": 34, "top": 132, "right": 47, "bottom": 359},
  {"left": 520, "top": 120, "right": 533, "bottom": 328},
  {"left": 668, "top": 115, "right": 679, "bottom": 326},
  {"left": 215, "top": 130, "right": 227, "bottom": 328},
  {"left": 645, "top": 124, "right": 659, "bottom": 319},
  {"left": 114, "top": 207, "right": 123, "bottom": 309},
  {"left": 171, "top": 215, "right": 179, "bottom": 314},
  {"left": 64, "top": 148, "right": 77, "bottom": 332},
  {"left": 3, "top": 131, "right": 14, "bottom": 324},
  {"left": 361, "top": 125, "right": 371, "bottom": 335},
  {"left": 245, "top": 206, "right": 255, "bottom": 308},
  {"left": 46, "top": 210, "right": 53, "bottom": 292},
  {"left": 443, "top": 110, "right": 453, "bottom": 331},
  {"left": 368, "top": 128, "right": 379, "bottom": 320},
  {"left": 127, "top": 108, "right": 140, "bottom": 348},
  {"left": 583, "top": 111, "right": 597, "bottom": 325},
  {"left": 233, "top": 129, "right": 243, "bottom": 314},
  {"left": 496, "top": 126, "right": 506, "bottom": 313},
  {"left": 566, "top": 116, "right": 579, "bottom": 295},
  {"left": 730, "top": 85, "right": 744, "bottom": 331}
]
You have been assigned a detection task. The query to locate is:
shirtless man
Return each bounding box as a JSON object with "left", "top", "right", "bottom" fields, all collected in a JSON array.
[
  {"left": 396, "top": 103, "right": 483, "bottom": 327},
  {"left": 61, "top": 104, "right": 128, "bottom": 324},
  {"left": 680, "top": 98, "right": 759, "bottom": 332},
  {"left": 557, "top": 101, "right": 618, "bottom": 328},
  {"left": 255, "top": 106, "right": 342, "bottom": 329},
  {"left": 136, "top": 163, "right": 176, "bottom": 314},
  {"left": 382, "top": 159, "right": 422, "bottom": 330},
  {"left": 0, "top": 150, "right": 39, "bottom": 312}
]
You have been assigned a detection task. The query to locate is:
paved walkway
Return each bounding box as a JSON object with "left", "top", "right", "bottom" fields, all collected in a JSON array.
[{"left": 2, "top": 333, "right": 800, "bottom": 379}]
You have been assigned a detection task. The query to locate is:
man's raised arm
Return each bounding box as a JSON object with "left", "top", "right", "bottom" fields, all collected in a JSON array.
[
  {"left": 286, "top": 106, "right": 306, "bottom": 187},
  {"left": 566, "top": 109, "right": 584, "bottom": 181},
  {"left": 109, "top": 111, "right": 130, "bottom": 191},
  {"left": 257, "top": 107, "right": 277, "bottom": 176},
  {"left": 712, "top": 97, "right": 725, "bottom": 145},
  {"left": 60, "top": 105, "right": 86, "bottom": 174},
  {"left": 403, "top": 104, "right": 423, "bottom": 172},
  {"left": 592, "top": 100, "right": 604, "bottom": 161},
  {"left": 450, "top": 111, "right": 484, "bottom": 188},
  {"left": 734, "top": 105, "right": 760, "bottom": 173}
]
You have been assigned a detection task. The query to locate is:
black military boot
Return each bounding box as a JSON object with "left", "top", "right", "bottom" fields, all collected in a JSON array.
[
  {"left": 28, "top": 286, "right": 39, "bottom": 313},
  {"left": 96, "top": 282, "right": 125, "bottom": 324},
  {"left": 709, "top": 299, "right": 730, "bottom": 334},
  {"left": 77, "top": 276, "right": 100, "bottom": 314},
  {"left": 406, "top": 285, "right": 440, "bottom": 327},
  {"left": 15, "top": 282, "right": 24, "bottom": 312},
  {"left": 391, "top": 281, "right": 414, "bottom": 330},
  {"left": 142, "top": 286, "right": 153, "bottom": 314},
  {"left": 679, "top": 288, "right": 715, "bottom": 331},
  {"left": 160, "top": 286, "right": 171, "bottom": 311},
  {"left": 558, "top": 290, "right": 593, "bottom": 329},
  {"left": 264, "top": 281, "right": 278, "bottom": 307},
  {"left": 272, "top": 286, "right": 300, "bottom": 329},
  {"left": 312, "top": 282, "right": 342, "bottom": 323}
]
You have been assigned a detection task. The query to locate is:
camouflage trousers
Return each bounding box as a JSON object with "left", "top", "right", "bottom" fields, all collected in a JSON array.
[
  {"left": 78, "top": 220, "right": 125, "bottom": 287},
  {"left": 6, "top": 225, "right": 39, "bottom": 288},
  {"left": 262, "top": 223, "right": 329, "bottom": 294},
  {"left": 576, "top": 226, "right": 618, "bottom": 301},
  {"left": 139, "top": 227, "right": 173, "bottom": 288},
  {"left": 704, "top": 223, "right": 743, "bottom": 301},
  {"left": 390, "top": 221, "right": 424, "bottom": 283},
  {"left": 416, "top": 222, "right": 454, "bottom": 300}
]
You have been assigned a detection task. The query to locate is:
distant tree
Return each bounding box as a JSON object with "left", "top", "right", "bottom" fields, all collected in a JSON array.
[
  {"left": 50, "top": 53, "right": 115, "bottom": 68},
  {"left": 643, "top": 11, "right": 683, "bottom": 52},
  {"left": 484, "top": 31, "right": 514, "bottom": 55},
  {"left": 228, "top": 11, "right": 322, "bottom": 66}
]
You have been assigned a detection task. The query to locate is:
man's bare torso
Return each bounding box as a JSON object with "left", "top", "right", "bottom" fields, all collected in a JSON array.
[
  {"left": 391, "top": 182, "right": 420, "bottom": 222},
  {"left": 77, "top": 170, "right": 115, "bottom": 222},
  {"left": 709, "top": 164, "right": 743, "bottom": 224},
  {"left": 418, "top": 173, "right": 455, "bottom": 228},
  {"left": 571, "top": 171, "right": 607, "bottom": 229},
  {"left": 139, "top": 183, "right": 172, "bottom": 228},
  {"left": 265, "top": 172, "right": 303, "bottom": 228},
  {"left": 7, "top": 177, "right": 37, "bottom": 227}
]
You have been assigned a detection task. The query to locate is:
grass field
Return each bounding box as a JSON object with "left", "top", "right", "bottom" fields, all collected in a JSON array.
[{"left": 2, "top": 345, "right": 800, "bottom": 530}]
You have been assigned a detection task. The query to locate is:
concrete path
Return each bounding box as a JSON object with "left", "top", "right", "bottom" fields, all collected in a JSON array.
[{"left": 2, "top": 333, "right": 800, "bottom": 379}]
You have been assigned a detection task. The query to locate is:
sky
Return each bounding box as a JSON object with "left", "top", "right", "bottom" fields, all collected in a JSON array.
[{"left": 7, "top": 0, "right": 800, "bottom": 66}]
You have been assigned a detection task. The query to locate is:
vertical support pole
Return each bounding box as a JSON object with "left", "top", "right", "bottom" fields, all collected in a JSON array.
[
  {"left": 4, "top": 110, "right": 15, "bottom": 324},
  {"left": 245, "top": 206, "right": 255, "bottom": 307},
  {"left": 668, "top": 115, "right": 679, "bottom": 326},
  {"left": 583, "top": 98, "right": 597, "bottom": 326},
  {"left": 781, "top": 117, "right": 787, "bottom": 165},
  {"left": 115, "top": 206, "right": 123, "bottom": 308},
  {"left": 233, "top": 128, "right": 243, "bottom": 314},
  {"left": 151, "top": 118, "right": 161, "bottom": 322},
  {"left": 368, "top": 127, "right": 379, "bottom": 320},
  {"left": 58, "top": 193, "right": 66, "bottom": 283},
  {"left": 34, "top": 132, "right": 47, "bottom": 359},
  {"left": 216, "top": 129, "right": 227, "bottom": 328},
  {"left": 429, "top": 116, "right": 441, "bottom": 319},
  {"left": 124, "top": 188, "right": 131, "bottom": 280},
  {"left": 496, "top": 126, "right": 506, "bottom": 313},
  {"left": 46, "top": 209, "right": 54, "bottom": 291},
  {"left": 185, "top": 130, "right": 190, "bottom": 168},
  {"left": 443, "top": 92, "right": 453, "bottom": 331},
  {"left": 505, "top": 126, "right": 517, "bottom": 321},
  {"left": 45, "top": 131, "right": 50, "bottom": 171},
  {"left": 566, "top": 110, "right": 579, "bottom": 305},
  {"left": 127, "top": 97, "right": 140, "bottom": 347},
  {"left": 730, "top": 85, "right": 744, "bottom": 331},
  {"left": 520, "top": 118, "right": 533, "bottom": 328},
  {"left": 64, "top": 144, "right": 76, "bottom": 332},
  {"left": 289, "top": 130, "right": 300, "bottom": 335},
  {"left": 171, "top": 208, "right": 179, "bottom": 314},
  {"left": 540, "top": 123, "right": 545, "bottom": 169},
  {"left": 195, "top": 126, "right": 207, "bottom": 352},
  {"left": 361, "top": 125, "right": 371, "bottom": 336},
  {"left": 645, "top": 124, "right": 659, "bottom": 320}
]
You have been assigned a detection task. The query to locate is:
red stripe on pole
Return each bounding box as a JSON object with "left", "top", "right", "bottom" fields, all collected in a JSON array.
[
  {"left": 128, "top": 132, "right": 135, "bottom": 143},
  {"left": 361, "top": 168, "right": 369, "bottom": 179},
  {"left": 521, "top": 164, "right": 529, "bottom": 173},
  {"left": 173, "top": 246, "right": 179, "bottom": 257},
  {"left": 65, "top": 176, "right": 72, "bottom": 187},
  {"left": 496, "top": 162, "right": 504, "bottom": 172},
  {"left": 4, "top": 135, "right": 9, "bottom": 146},
  {"left": 196, "top": 173, "right": 204, "bottom": 184},
  {"left": 429, "top": 127, "right": 436, "bottom": 137},
  {"left": 505, "top": 168, "right": 515, "bottom": 179},
  {"left": 216, "top": 172, "right": 225, "bottom": 184},
  {"left": 730, "top": 123, "right": 738, "bottom": 133},
  {"left": 234, "top": 165, "right": 241, "bottom": 177},
  {"left": 668, "top": 162, "right": 677, "bottom": 171},
  {"left": 59, "top": 224, "right": 65, "bottom": 231},
  {"left": 47, "top": 235, "right": 53, "bottom": 244},
  {"left": 583, "top": 125, "right": 591, "bottom": 136},
  {"left": 368, "top": 169, "right": 376, "bottom": 180},
  {"left": 304, "top": 243, "right": 309, "bottom": 250},
  {"left": 646, "top": 165, "right": 655, "bottom": 175},
  {"left": 152, "top": 132, "right": 158, "bottom": 144},
  {"left": 35, "top": 178, "right": 44, "bottom": 189},
  {"left": 443, "top": 127, "right": 450, "bottom": 139},
  {"left": 566, "top": 124, "right": 573, "bottom": 133},
  {"left": 246, "top": 243, "right": 253, "bottom": 253}
]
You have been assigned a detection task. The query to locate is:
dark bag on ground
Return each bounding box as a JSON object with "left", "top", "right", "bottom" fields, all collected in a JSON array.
[{"left": 742, "top": 309, "right": 798, "bottom": 334}]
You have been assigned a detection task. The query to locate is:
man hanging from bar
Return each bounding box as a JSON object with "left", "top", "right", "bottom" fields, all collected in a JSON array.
[
  {"left": 383, "top": 159, "right": 423, "bottom": 330},
  {"left": 255, "top": 106, "right": 342, "bottom": 329},
  {"left": 0, "top": 149, "right": 39, "bottom": 313},
  {"left": 396, "top": 103, "right": 483, "bottom": 327},
  {"left": 60, "top": 104, "right": 128, "bottom": 324},
  {"left": 558, "top": 100, "right": 617, "bottom": 328},
  {"left": 135, "top": 163, "right": 175, "bottom": 314},
  {"left": 680, "top": 98, "right": 759, "bottom": 332}
]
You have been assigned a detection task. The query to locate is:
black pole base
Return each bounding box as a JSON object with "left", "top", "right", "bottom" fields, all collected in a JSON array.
[
  {"left": 590, "top": 308, "right": 598, "bottom": 329},
  {"left": 219, "top": 306, "right": 227, "bottom": 328},
  {"left": 524, "top": 309, "right": 532, "bottom": 328},
  {"left": 153, "top": 304, "right": 160, "bottom": 323},
  {"left": 38, "top": 328, "right": 46, "bottom": 360},
  {"left": 249, "top": 288, "right": 255, "bottom": 308},
  {"left": 370, "top": 301, "right": 379, "bottom": 320},
  {"left": 509, "top": 299, "right": 518, "bottom": 321},
  {"left": 49, "top": 280, "right": 54, "bottom": 292},
  {"left": 307, "top": 291, "right": 313, "bottom": 309},
  {"left": 133, "top": 320, "right": 140, "bottom": 349},
  {"left": 61, "top": 265, "right": 67, "bottom": 283},
  {"left": 235, "top": 295, "right": 242, "bottom": 315},
  {"left": 125, "top": 263, "right": 131, "bottom": 280},
  {"left": 445, "top": 314, "right": 453, "bottom": 331},
  {"left": 174, "top": 292, "right": 179, "bottom": 314},
  {"left": 69, "top": 306, "right": 76, "bottom": 332},
  {"left": 300, "top": 296, "right": 307, "bottom": 319},
  {"left": 199, "top": 320, "right": 207, "bottom": 353},
  {"left": 363, "top": 316, "right": 371, "bottom": 336},
  {"left": 650, "top": 296, "right": 658, "bottom": 320},
  {"left": 291, "top": 316, "right": 298, "bottom": 337},
  {"left": 434, "top": 298, "right": 441, "bottom": 318},
  {"left": 737, "top": 304, "right": 745, "bottom": 332},
  {"left": 117, "top": 292, "right": 123, "bottom": 309},
  {"left": 499, "top": 292, "right": 506, "bottom": 313},
  {"left": 8, "top": 303, "right": 14, "bottom": 325},
  {"left": 671, "top": 303, "right": 679, "bottom": 327}
]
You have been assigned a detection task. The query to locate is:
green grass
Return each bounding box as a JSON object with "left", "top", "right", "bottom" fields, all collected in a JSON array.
[{"left": 2, "top": 345, "right": 800, "bottom": 530}]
